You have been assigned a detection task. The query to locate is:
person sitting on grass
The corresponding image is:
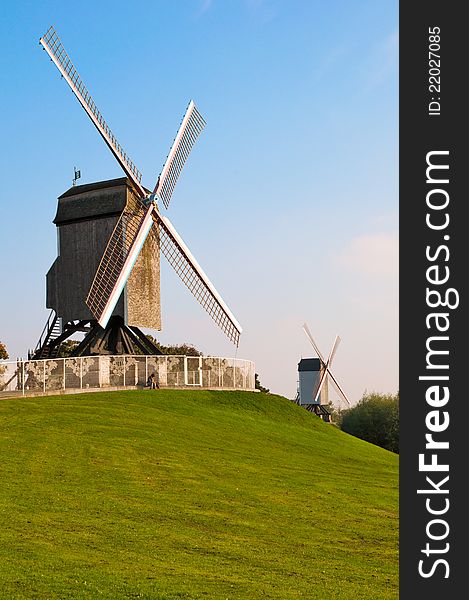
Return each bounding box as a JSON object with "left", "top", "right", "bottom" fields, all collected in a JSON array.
[{"left": 146, "top": 372, "right": 159, "bottom": 389}]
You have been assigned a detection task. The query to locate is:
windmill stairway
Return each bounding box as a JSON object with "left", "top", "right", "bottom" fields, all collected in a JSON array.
[{"left": 29, "top": 311, "right": 63, "bottom": 360}]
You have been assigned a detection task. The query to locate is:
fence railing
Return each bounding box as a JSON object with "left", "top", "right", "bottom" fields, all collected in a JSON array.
[{"left": 0, "top": 355, "right": 255, "bottom": 397}]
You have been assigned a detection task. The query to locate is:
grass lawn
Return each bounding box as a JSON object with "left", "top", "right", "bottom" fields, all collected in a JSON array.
[{"left": 0, "top": 390, "right": 398, "bottom": 599}]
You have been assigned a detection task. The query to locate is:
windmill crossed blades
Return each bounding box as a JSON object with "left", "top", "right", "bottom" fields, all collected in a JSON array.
[
  {"left": 39, "top": 26, "right": 242, "bottom": 347},
  {"left": 302, "top": 323, "right": 351, "bottom": 407}
]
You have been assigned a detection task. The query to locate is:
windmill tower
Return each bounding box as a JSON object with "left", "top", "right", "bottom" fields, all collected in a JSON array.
[
  {"left": 31, "top": 26, "right": 242, "bottom": 359},
  {"left": 297, "top": 323, "right": 351, "bottom": 419}
]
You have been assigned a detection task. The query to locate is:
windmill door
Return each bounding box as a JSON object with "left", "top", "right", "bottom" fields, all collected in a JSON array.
[{"left": 184, "top": 356, "right": 202, "bottom": 386}]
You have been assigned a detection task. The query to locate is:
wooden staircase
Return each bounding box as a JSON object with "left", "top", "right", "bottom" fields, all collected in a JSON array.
[{"left": 29, "top": 311, "right": 63, "bottom": 359}]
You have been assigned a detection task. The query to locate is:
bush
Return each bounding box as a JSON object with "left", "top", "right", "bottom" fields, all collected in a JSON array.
[
  {"left": 0, "top": 341, "right": 9, "bottom": 360},
  {"left": 56, "top": 340, "right": 80, "bottom": 357},
  {"left": 340, "top": 391, "right": 399, "bottom": 453},
  {"left": 255, "top": 373, "right": 270, "bottom": 393}
]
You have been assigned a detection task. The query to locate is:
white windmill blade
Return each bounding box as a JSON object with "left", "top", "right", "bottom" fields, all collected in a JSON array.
[
  {"left": 152, "top": 211, "right": 242, "bottom": 346},
  {"left": 327, "top": 335, "right": 341, "bottom": 367},
  {"left": 302, "top": 323, "right": 326, "bottom": 364},
  {"left": 86, "top": 199, "right": 155, "bottom": 328},
  {"left": 327, "top": 369, "right": 351, "bottom": 406},
  {"left": 39, "top": 26, "right": 146, "bottom": 198},
  {"left": 154, "top": 100, "right": 206, "bottom": 209},
  {"left": 313, "top": 371, "right": 328, "bottom": 404}
]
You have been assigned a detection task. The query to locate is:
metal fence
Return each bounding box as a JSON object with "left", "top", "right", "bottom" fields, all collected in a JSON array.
[{"left": 0, "top": 355, "right": 255, "bottom": 398}]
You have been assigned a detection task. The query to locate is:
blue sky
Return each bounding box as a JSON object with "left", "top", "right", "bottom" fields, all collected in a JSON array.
[{"left": 0, "top": 0, "right": 398, "bottom": 403}]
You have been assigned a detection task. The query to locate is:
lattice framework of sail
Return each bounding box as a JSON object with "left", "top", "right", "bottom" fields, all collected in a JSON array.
[
  {"left": 153, "top": 213, "right": 241, "bottom": 346},
  {"left": 155, "top": 101, "right": 206, "bottom": 209},
  {"left": 86, "top": 196, "right": 147, "bottom": 318},
  {"left": 40, "top": 26, "right": 143, "bottom": 187}
]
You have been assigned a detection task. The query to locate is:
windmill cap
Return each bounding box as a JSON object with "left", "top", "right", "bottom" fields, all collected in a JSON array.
[
  {"left": 298, "top": 358, "right": 321, "bottom": 372},
  {"left": 53, "top": 178, "right": 151, "bottom": 225}
]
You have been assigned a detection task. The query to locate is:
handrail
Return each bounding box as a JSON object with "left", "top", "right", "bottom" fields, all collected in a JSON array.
[{"left": 33, "top": 310, "right": 55, "bottom": 355}]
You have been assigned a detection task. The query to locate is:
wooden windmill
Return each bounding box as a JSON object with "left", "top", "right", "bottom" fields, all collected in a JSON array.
[{"left": 31, "top": 26, "right": 242, "bottom": 358}]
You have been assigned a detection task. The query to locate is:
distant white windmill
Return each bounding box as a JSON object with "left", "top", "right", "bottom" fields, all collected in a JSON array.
[{"left": 299, "top": 323, "right": 351, "bottom": 411}]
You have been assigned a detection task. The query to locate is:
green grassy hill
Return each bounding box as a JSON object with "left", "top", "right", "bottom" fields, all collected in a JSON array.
[{"left": 0, "top": 390, "right": 398, "bottom": 599}]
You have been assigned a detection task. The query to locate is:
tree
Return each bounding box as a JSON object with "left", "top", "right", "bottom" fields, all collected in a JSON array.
[
  {"left": 340, "top": 391, "right": 399, "bottom": 453},
  {"left": 145, "top": 335, "right": 202, "bottom": 356},
  {"left": 159, "top": 343, "right": 202, "bottom": 356},
  {"left": 56, "top": 340, "right": 80, "bottom": 357},
  {"left": 255, "top": 373, "right": 270, "bottom": 393},
  {"left": 0, "top": 341, "right": 9, "bottom": 360}
]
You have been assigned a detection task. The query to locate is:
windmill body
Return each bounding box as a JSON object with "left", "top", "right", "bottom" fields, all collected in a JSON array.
[
  {"left": 47, "top": 178, "right": 161, "bottom": 331},
  {"left": 297, "top": 358, "right": 329, "bottom": 406}
]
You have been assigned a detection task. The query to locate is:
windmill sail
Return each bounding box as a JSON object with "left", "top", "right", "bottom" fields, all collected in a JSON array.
[
  {"left": 313, "top": 371, "right": 328, "bottom": 404},
  {"left": 302, "top": 323, "right": 326, "bottom": 363},
  {"left": 39, "top": 26, "right": 146, "bottom": 197},
  {"left": 86, "top": 198, "right": 154, "bottom": 327},
  {"left": 154, "top": 212, "right": 242, "bottom": 346},
  {"left": 87, "top": 202, "right": 242, "bottom": 345},
  {"left": 154, "top": 100, "right": 206, "bottom": 209},
  {"left": 327, "top": 370, "right": 351, "bottom": 406},
  {"left": 328, "top": 335, "right": 341, "bottom": 366}
]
